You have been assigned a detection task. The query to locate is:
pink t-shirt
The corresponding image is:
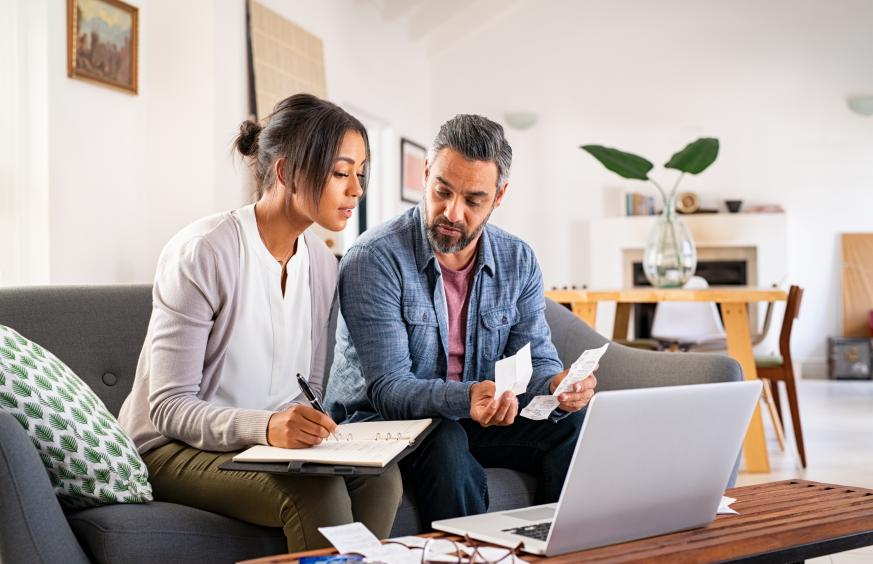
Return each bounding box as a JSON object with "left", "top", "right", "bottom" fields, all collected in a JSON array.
[{"left": 440, "top": 257, "right": 477, "bottom": 382}]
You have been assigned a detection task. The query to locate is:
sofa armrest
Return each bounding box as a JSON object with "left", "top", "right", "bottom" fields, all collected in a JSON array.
[
  {"left": 546, "top": 299, "right": 743, "bottom": 390},
  {"left": 0, "top": 411, "right": 90, "bottom": 564}
]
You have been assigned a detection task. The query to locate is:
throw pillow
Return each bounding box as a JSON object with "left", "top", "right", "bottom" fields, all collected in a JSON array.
[{"left": 0, "top": 325, "right": 153, "bottom": 510}]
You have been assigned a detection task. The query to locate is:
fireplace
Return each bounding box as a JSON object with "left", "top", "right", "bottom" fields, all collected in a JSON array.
[{"left": 631, "top": 259, "right": 750, "bottom": 339}]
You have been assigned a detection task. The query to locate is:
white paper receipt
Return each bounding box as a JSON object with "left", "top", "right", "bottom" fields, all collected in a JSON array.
[
  {"left": 494, "top": 342, "right": 533, "bottom": 396},
  {"left": 519, "top": 395, "right": 561, "bottom": 420},
  {"left": 520, "top": 344, "right": 608, "bottom": 420},
  {"left": 553, "top": 343, "right": 608, "bottom": 396}
]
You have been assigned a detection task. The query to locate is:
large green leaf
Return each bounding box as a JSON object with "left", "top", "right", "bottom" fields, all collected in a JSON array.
[
  {"left": 664, "top": 138, "right": 719, "bottom": 174},
  {"left": 581, "top": 145, "right": 653, "bottom": 180}
]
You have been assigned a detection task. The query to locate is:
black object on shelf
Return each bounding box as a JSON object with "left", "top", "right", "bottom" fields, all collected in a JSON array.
[{"left": 828, "top": 337, "right": 872, "bottom": 380}]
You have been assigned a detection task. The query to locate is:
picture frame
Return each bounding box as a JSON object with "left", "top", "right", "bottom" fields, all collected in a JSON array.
[
  {"left": 67, "top": 0, "right": 139, "bottom": 94},
  {"left": 400, "top": 138, "right": 427, "bottom": 204}
]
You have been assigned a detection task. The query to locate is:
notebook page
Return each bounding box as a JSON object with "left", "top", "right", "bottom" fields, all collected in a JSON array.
[
  {"left": 330, "top": 418, "right": 432, "bottom": 442},
  {"left": 232, "top": 440, "right": 408, "bottom": 467}
]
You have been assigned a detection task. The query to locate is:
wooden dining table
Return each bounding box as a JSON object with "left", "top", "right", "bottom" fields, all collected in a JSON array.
[{"left": 545, "top": 287, "right": 788, "bottom": 473}]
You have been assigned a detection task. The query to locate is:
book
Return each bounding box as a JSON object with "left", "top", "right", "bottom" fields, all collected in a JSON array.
[{"left": 232, "top": 419, "right": 433, "bottom": 468}]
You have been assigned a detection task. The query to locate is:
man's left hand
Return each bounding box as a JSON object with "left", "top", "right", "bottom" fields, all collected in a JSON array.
[{"left": 549, "top": 366, "right": 598, "bottom": 412}]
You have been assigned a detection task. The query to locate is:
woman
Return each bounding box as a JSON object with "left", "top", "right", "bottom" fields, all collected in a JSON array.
[{"left": 118, "top": 93, "right": 402, "bottom": 551}]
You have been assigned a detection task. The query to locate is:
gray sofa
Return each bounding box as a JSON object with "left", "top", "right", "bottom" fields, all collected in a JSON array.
[{"left": 0, "top": 285, "right": 742, "bottom": 563}]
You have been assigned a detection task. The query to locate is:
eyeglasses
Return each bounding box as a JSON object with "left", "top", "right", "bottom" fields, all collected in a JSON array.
[{"left": 382, "top": 534, "right": 524, "bottom": 564}]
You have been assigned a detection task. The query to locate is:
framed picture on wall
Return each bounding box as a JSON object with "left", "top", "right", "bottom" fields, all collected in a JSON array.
[
  {"left": 67, "top": 0, "right": 139, "bottom": 94},
  {"left": 400, "top": 138, "right": 427, "bottom": 204}
]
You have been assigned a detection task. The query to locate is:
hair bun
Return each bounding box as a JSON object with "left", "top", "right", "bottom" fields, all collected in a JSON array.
[{"left": 235, "top": 118, "right": 262, "bottom": 157}]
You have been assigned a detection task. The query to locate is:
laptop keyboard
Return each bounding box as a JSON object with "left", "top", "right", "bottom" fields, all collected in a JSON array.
[{"left": 502, "top": 522, "right": 552, "bottom": 541}]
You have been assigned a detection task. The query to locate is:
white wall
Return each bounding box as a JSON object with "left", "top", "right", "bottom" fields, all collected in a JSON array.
[
  {"left": 255, "top": 0, "right": 433, "bottom": 228},
  {"left": 428, "top": 0, "right": 873, "bottom": 375},
  {"left": 44, "top": 0, "right": 221, "bottom": 284},
  {"left": 11, "top": 0, "right": 430, "bottom": 285}
]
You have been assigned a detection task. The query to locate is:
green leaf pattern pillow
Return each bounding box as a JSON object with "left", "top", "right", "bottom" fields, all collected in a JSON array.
[{"left": 0, "top": 325, "right": 153, "bottom": 510}]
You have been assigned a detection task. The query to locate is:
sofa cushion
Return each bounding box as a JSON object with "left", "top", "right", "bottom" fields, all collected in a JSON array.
[
  {"left": 68, "top": 502, "right": 286, "bottom": 564},
  {"left": 0, "top": 325, "right": 153, "bottom": 509}
]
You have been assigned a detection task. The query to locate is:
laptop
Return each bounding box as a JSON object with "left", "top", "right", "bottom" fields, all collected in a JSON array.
[{"left": 432, "top": 380, "right": 763, "bottom": 556}]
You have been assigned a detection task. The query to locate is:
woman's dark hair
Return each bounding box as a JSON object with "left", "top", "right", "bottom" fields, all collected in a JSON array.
[{"left": 234, "top": 93, "right": 369, "bottom": 209}]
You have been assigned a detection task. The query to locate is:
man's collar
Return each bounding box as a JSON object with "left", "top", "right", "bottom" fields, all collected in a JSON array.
[{"left": 412, "top": 205, "right": 495, "bottom": 277}]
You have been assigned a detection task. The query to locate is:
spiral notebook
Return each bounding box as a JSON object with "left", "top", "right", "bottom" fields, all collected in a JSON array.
[{"left": 231, "top": 419, "right": 434, "bottom": 468}]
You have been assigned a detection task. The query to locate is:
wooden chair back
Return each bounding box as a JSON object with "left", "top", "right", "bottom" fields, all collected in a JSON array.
[{"left": 779, "top": 285, "right": 804, "bottom": 362}]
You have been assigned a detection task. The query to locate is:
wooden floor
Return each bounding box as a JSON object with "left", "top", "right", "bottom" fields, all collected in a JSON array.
[{"left": 736, "top": 379, "right": 873, "bottom": 563}]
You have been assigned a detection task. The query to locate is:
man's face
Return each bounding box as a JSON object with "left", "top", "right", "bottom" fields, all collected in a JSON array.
[{"left": 423, "top": 148, "right": 508, "bottom": 254}]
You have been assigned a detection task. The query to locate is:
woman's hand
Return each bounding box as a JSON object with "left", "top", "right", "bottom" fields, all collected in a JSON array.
[{"left": 267, "top": 405, "right": 338, "bottom": 448}]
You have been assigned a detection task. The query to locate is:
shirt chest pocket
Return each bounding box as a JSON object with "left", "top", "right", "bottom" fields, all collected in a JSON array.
[
  {"left": 479, "top": 306, "right": 517, "bottom": 361},
  {"left": 402, "top": 303, "right": 439, "bottom": 360}
]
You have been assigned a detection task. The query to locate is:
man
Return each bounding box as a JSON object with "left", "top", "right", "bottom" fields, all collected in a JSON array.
[{"left": 325, "top": 114, "right": 597, "bottom": 523}]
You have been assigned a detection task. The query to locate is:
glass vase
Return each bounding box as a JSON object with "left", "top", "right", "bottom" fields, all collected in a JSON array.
[{"left": 642, "top": 193, "right": 697, "bottom": 288}]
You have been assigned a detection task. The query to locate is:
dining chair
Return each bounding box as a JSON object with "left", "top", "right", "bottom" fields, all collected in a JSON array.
[{"left": 756, "top": 285, "right": 806, "bottom": 467}]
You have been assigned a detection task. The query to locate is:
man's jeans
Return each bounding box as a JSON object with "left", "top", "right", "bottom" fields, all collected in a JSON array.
[{"left": 399, "top": 409, "right": 586, "bottom": 524}]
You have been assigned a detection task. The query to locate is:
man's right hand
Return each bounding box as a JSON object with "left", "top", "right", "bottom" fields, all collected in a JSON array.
[
  {"left": 470, "top": 381, "right": 518, "bottom": 427},
  {"left": 266, "top": 405, "right": 338, "bottom": 448}
]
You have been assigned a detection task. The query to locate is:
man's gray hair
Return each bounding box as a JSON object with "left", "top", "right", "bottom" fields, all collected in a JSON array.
[{"left": 428, "top": 114, "right": 512, "bottom": 189}]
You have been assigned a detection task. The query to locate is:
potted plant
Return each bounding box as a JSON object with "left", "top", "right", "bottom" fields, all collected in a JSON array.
[{"left": 581, "top": 138, "right": 719, "bottom": 287}]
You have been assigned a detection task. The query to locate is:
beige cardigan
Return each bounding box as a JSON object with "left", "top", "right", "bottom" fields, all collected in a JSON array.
[{"left": 118, "top": 211, "right": 338, "bottom": 454}]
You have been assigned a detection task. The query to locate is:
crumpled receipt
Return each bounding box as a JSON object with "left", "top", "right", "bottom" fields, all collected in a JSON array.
[{"left": 520, "top": 344, "right": 608, "bottom": 420}]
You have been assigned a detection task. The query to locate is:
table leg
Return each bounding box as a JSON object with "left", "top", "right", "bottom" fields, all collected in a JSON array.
[
  {"left": 571, "top": 302, "right": 597, "bottom": 328},
  {"left": 721, "top": 302, "right": 770, "bottom": 473},
  {"left": 613, "top": 303, "right": 632, "bottom": 341}
]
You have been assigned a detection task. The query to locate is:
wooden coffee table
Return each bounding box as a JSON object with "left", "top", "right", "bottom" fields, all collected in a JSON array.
[{"left": 241, "top": 480, "right": 873, "bottom": 563}]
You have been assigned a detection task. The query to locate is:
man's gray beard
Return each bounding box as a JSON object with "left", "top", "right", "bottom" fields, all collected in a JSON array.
[{"left": 423, "top": 198, "right": 493, "bottom": 254}]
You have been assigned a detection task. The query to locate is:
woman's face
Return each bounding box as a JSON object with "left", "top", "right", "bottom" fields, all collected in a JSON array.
[{"left": 307, "top": 130, "right": 367, "bottom": 232}]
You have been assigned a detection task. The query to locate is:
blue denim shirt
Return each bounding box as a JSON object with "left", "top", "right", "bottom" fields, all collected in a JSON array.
[{"left": 324, "top": 205, "right": 564, "bottom": 423}]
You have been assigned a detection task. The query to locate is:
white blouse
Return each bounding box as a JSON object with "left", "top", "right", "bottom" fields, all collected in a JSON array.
[{"left": 212, "top": 204, "right": 312, "bottom": 411}]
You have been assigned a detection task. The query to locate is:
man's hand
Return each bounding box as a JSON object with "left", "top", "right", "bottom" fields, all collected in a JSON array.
[
  {"left": 267, "top": 405, "right": 338, "bottom": 448},
  {"left": 549, "top": 365, "right": 598, "bottom": 412},
  {"left": 470, "top": 381, "right": 518, "bottom": 427}
]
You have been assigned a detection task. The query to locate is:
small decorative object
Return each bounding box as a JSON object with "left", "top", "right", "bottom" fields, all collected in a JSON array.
[
  {"left": 828, "top": 337, "right": 872, "bottom": 379},
  {"left": 67, "top": 0, "right": 138, "bottom": 94},
  {"left": 400, "top": 138, "right": 426, "bottom": 204},
  {"left": 725, "top": 199, "right": 743, "bottom": 213},
  {"left": 581, "top": 138, "right": 720, "bottom": 287},
  {"left": 676, "top": 191, "right": 701, "bottom": 214}
]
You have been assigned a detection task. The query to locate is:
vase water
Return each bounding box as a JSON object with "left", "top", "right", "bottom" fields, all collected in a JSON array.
[{"left": 642, "top": 193, "right": 697, "bottom": 288}]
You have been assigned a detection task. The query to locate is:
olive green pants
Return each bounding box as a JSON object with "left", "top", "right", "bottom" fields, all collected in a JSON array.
[{"left": 143, "top": 441, "right": 403, "bottom": 552}]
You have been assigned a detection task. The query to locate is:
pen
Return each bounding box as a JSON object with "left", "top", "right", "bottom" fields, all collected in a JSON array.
[
  {"left": 296, "top": 373, "right": 336, "bottom": 441},
  {"left": 296, "top": 373, "right": 327, "bottom": 414}
]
